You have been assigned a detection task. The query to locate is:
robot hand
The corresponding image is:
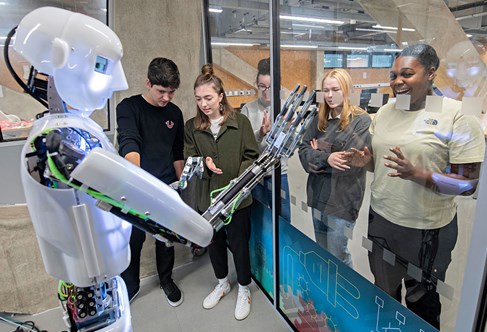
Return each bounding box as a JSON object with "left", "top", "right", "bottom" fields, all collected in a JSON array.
[
  {"left": 171, "top": 156, "right": 204, "bottom": 190},
  {"left": 201, "top": 85, "right": 317, "bottom": 231}
]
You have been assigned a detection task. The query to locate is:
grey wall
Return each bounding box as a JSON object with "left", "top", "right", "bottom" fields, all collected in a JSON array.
[{"left": 112, "top": 0, "right": 205, "bottom": 121}]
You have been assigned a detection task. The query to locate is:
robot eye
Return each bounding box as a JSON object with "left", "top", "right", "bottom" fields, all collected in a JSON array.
[{"left": 94, "top": 55, "right": 110, "bottom": 74}]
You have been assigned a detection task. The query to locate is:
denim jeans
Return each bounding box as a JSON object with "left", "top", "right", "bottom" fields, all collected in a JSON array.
[
  {"left": 312, "top": 211, "right": 354, "bottom": 268},
  {"left": 251, "top": 174, "right": 291, "bottom": 222}
]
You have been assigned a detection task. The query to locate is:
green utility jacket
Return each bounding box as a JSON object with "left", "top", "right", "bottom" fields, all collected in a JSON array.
[{"left": 184, "top": 112, "right": 259, "bottom": 213}]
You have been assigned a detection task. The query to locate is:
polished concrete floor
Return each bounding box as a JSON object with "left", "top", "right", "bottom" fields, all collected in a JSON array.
[{"left": 0, "top": 253, "right": 290, "bottom": 332}]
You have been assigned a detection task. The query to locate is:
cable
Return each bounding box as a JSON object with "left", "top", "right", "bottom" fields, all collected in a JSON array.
[
  {"left": 0, "top": 313, "right": 46, "bottom": 332},
  {"left": 3, "top": 26, "right": 48, "bottom": 109}
]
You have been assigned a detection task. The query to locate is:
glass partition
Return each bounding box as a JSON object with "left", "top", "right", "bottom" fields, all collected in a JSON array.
[
  {"left": 0, "top": 0, "right": 110, "bottom": 142},
  {"left": 206, "top": 0, "right": 487, "bottom": 331}
]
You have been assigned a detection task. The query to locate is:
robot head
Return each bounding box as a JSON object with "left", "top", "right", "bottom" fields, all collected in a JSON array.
[
  {"left": 445, "top": 40, "right": 486, "bottom": 89},
  {"left": 13, "top": 7, "right": 128, "bottom": 114}
]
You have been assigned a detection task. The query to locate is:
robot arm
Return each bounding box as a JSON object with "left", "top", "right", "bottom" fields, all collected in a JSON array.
[{"left": 202, "top": 86, "right": 317, "bottom": 230}]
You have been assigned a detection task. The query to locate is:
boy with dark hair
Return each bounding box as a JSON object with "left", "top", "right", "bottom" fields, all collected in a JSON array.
[{"left": 116, "top": 57, "right": 184, "bottom": 306}]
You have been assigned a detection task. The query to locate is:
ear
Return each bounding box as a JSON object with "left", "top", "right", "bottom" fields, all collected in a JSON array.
[
  {"left": 219, "top": 92, "right": 224, "bottom": 103},
  {"left": 51, "top": 38, "right": 70, "bottom": 68},
  {"left": 145, "top": 79, "right": 151, "bottom": 89},
  {"left": 427, "top": 68, "right": 437, "bottom": 81}
]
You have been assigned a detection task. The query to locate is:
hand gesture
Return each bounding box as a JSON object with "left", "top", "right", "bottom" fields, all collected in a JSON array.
[
  {"left": 310, "top": 138, "right": 318, "bottom": 150},
  {"left": 344, "top": 147, "right": 372, "bottom": 168},
  {"left": 205, "top": 156, "right": 223, "bottom": 174},
  {"left": 327, "top": 152, "right": 350, "bottom": 171},
  {"left": 259, "top": 110, "right": 271, "bottom": 136},
  {"left": 310, "top": 138, "right": 332, "bottom": 151},
  {"left": 383, "top": 146, "right": 416, "bottom": 179}
]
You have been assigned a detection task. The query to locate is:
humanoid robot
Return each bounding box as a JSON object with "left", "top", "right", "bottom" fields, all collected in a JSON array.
[{"left": 6, "top": 7, "right": 317, "bottom": 332}]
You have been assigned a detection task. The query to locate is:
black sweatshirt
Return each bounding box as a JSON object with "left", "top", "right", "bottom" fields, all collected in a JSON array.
[{"left": 116, "top": 95, "right": 184, "bottom": 184}]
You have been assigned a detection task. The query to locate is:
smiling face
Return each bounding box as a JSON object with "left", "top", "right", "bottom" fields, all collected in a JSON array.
[
  {"left": 194, "top": 82, "right": 223, "bottom": 120},
  {"left": 389, "top": 56, "right": 435, "bottom": 111}
]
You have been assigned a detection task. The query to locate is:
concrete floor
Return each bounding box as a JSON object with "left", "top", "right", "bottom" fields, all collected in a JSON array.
[{"left": 0, "top": 253, "right": 290, "bottom": 332}]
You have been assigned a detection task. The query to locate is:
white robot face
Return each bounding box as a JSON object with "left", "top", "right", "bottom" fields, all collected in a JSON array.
[{"left": 13, "top": 7, "right": 128, "bottom": 114}]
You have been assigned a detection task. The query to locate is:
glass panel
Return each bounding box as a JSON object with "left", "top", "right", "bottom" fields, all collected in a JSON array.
[
  {"left": 207, "top": 0, "right": 275, "bottom": 297},
  {"left": 0, "top": 1, "right": 109, "bottom": 142},
  {"left": 207, "top": 0, "right": 487, "bottom": 330}
]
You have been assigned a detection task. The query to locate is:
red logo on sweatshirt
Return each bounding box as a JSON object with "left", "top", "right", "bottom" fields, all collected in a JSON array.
[{"left": 165, "top": 120, "right": 174, "bottom": 129}]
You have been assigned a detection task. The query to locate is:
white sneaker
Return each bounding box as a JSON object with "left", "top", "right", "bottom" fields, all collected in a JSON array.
[
  {"left": 203, "top": 282, "right": 231, "bottom": 309},
  {"left": 235, "top": 286, "right": 251, "bottom": 320}
]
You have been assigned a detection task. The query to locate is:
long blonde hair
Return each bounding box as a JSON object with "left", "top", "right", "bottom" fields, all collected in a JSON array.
[
  {"left": 318, "top": 68, "right": 366, "bottom": 132},
  {"left": 193, "top": 64, "right": 235, "bottom": 130}
]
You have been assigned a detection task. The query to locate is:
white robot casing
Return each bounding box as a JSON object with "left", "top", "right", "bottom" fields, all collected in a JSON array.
[
  {"left": 13, "top": 7, "right": 214, "bottom": 331},
  {"left": 20, "top": 114, "right": 132, "bottom": 287}
]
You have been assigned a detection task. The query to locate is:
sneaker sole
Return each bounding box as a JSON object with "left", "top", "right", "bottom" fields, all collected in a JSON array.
[
  {"left": 202, "top": 289, "right": 231, "bottom": 309},
  {"left": 167, "top": 292, "right": 183, "bottom": 307},
  {"left": 235, "top": 311, "right": 250, "bottom": 321}
]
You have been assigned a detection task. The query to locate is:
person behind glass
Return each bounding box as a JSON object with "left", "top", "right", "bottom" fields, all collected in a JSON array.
[
  {"left": 184, "top": 64, "right": 259, "bottom": 320},
  {"left": 116, "top": 57, "right": 184, "bottom": 306},
  {"left": 346, "top": 44, "right": 485, "bottom": 329},
  {"left": 240, "top": 57, "right": 291, "bottom": 221},
  {"left": 298, "top": 68, "right": 371, "bottom": 268}
]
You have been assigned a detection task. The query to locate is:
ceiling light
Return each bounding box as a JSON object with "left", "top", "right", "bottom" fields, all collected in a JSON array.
[
  {"left": 211, "top": 42, "right": 256, "bottom": 47},
  {"left": 355, "top": 28, "right": 397, "bottom": 34},
  {"left": 281, "top": 31, "right": 307, "bottom": 35},
  {"left": 209, "top": 7, "right": 223, "bottom": 13},
  {"left": 466, "top": 34, "right": 473, "bottom": 38},
  {"left": 280, "top": 15, "right": 344, "bottom": 25},
  {"left": 281, "top": 44, "right": 318, "bottom": 49},
  {"left": 456, "top": 12, "right": 487, "bottom": 20},
  {"left": 338, "top": 46, "right": 368, "bottom": 51},
  {"left": 383, "top": 48, "right": 402, "bottom": 52},
  {"left": 292, "top": 23, "right": 326, "bottom": 29},
  {"left": 372, "top": 24, "right": 415, "bottom": 32}
]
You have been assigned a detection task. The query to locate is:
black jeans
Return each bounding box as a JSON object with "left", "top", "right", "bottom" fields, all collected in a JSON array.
[
  {"left": 121, "top": 226, "right": 175, "bottom": 295},
  {"left": 208, "top": 205, "right": 252, "bottom": 286},
  {"left": 368, "top": 207, "right": 458, "bottom": 329}
]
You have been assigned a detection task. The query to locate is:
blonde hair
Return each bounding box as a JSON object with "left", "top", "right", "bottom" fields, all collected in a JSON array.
[
  {"left": 318, "top": 68, "right": 366, "bottom": 132},
  {"left": 193, "top": 64, "right": 235, "bottom": 130}
]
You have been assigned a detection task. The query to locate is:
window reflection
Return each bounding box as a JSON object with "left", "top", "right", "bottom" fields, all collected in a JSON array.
[{"left": 208, "top": 0, "right": 486, "bottom": 330}]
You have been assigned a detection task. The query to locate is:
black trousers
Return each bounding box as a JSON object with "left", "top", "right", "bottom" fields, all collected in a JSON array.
[
  {"left": 368, "top": 207, "right": 458, "bottom": 329},
  {"left": 121, "top": 226, "right": 175, "bottom": 295},
  {"left": 208, "top": 205, "right": 252, "bottom": 286}
]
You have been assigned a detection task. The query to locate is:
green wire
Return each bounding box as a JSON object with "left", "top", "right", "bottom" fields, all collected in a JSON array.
[
  {"left": 209, "top": 184, "right": 229, "bottom": 204},
  {"left": 46, "top": 152, "right": 185, "bottom": 241},
  {"left": 222, "top": 192, "right": 241, "bottom": 225},
  {"left": 46, "top": 155, "right": 145, "bottom": 218},
  {"left": 58, "top": 280, "right": 71, "bottom": 300}
]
